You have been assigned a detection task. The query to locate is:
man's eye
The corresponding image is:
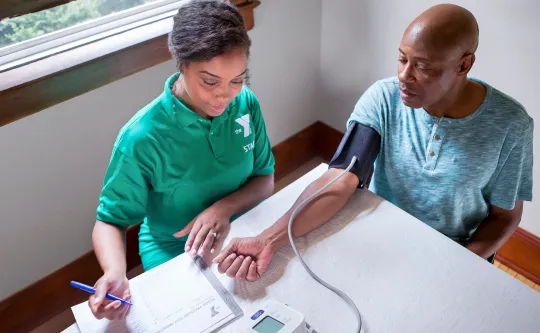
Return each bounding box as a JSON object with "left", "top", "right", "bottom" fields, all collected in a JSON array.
[
  {"left": 231, "top": 80, "right": 244, "bottom": 85},
  {"left": 203, "top": 80, "right": 218, "bottom": 86}
]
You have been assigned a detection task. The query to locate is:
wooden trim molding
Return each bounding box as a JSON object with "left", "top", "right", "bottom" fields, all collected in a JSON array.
[
  {"left": 497, "top": 228, "right": 540, "bottom": 285},
  {"left": 0, "top": 1, "right": 261, "bottom": 128},
  {"left": 1, "top": 121, "right": 539, "bottom": 333},
  {"left": 0, "top": 0, "right": 77, "bottom": 20}
]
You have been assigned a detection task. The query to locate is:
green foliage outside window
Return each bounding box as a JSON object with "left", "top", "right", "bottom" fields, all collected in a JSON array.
[{"left": 0, "top": 0, "right": 154, "bottom": 49}]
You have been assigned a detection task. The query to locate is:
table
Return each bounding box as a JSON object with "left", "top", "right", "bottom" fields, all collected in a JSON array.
[{"left": 64, "top": 163, "right": 540, "bottom": 333}]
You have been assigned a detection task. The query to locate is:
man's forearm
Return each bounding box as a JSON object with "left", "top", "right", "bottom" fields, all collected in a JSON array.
[
  {"left": 466, "top": 214, "right": 520, "bottom": 259},
  {"left": 260, "top": 169, "right": 359, "bottom": 252},
  {"left": 214, "top": 174, "right": 274, "bottom": 219}
]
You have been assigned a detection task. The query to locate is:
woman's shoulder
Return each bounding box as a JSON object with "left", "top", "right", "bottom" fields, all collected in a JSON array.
[
  {"left": 114, "top": 95, "right": 168, "bottom": 156},
  {"left": 233, "top": 85, "right": 262, "bottom": 114}
]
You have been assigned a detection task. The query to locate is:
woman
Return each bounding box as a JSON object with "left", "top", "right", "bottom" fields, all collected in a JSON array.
[{"left": 89, "top": 0, "right": 275, "bottom": 320}]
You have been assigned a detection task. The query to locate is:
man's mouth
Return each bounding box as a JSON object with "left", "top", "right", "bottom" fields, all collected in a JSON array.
[{"left": 400, "top": 87, "right": 417, "bottom": 99}]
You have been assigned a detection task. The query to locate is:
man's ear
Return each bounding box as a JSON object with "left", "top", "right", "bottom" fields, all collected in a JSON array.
[{"left": 458, "top": 53, "right": 475, "bottom": 76}]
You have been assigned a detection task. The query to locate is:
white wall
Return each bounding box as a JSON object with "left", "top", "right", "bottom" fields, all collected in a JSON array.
[
  {"left": 0, "top": 0, "right": 321, "bottom": 301},
  {"left": 319, "top": 0, "right": 540, "bottom": 236}
]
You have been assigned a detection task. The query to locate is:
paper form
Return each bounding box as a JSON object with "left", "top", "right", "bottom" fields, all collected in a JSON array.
[{"left": 72, "top": 254, "right": 242, "bottom": 333}]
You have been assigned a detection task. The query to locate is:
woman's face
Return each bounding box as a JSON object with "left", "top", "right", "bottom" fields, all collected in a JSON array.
[{"left": 179, "top": 48, "right": 248, "bottom": 118}]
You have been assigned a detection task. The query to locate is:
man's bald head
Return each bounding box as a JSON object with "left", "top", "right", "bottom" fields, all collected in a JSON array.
[
  {"left": 404, "top": 4, "right": 479, "bottom": 61},
  {"left": 397, "top": 4, "right": 480, "bottom": 109}
]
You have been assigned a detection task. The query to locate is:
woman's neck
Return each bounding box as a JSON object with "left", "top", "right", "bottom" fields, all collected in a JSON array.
[{"left": 172, "top": 77, "right": 211, "bottom": 119}]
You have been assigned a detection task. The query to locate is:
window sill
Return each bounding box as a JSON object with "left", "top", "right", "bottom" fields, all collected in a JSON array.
[{"left": 0, "top": 0, "right": 260, "bottom": 127}]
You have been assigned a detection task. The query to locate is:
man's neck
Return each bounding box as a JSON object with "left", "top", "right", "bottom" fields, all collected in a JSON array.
[{"left": 424, "top": 79, "right": 486, "bottom": 119}]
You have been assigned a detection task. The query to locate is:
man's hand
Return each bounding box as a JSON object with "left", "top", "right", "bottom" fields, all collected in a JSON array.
[
  {"left": 213, "top": 236, "right": 275, "bottom": 281},
  {"left": 174, "top": 205, "right": 231, "bottom": 257}
]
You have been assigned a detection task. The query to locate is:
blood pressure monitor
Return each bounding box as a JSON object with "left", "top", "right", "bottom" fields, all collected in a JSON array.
[{"left": 241, "top": 299, "right": 317, "bottom": 333}]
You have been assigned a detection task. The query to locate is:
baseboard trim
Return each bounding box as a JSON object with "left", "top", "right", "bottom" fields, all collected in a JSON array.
[
  {"left": 497, "top": 228, "right": 540, "bottom": 285},
  {"left": 1, "top": 121, "right": 539, "bottom": 333}
]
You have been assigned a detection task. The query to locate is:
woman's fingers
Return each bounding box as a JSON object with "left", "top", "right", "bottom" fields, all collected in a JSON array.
[
  {"left": 184, "top": 219, "right": 203, "bottom": 253},
  {"left": 119, "top": 292, "right": 131, "bottom": 319},
  {"left": 189, "top": 225, "right": 211, "bottom": 256},
  {"left": 97, "top": 301, "right": 122, "bottom": 320},
  {"left": 199, "top": 230, "right": 217, "bottom": 256}
]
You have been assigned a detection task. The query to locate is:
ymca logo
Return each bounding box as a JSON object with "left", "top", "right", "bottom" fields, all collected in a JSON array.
[{"left": 235, "top": 114, "right": 251, "bottom": 137}]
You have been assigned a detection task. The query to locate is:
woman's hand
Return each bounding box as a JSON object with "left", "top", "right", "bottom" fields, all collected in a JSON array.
[
  {"left": 213, "top": 236, "right": 275, "bottom": 281},
  {"left": 174, "top": 204, "right": 231, "bottom": 257},
  {"left": 88, "top": 270, "right": 131, "bottom": 320}
]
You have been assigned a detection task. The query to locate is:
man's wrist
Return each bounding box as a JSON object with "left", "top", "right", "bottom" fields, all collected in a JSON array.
[{"left": 259, "top": 223, "right": 288, "bottom": 253}]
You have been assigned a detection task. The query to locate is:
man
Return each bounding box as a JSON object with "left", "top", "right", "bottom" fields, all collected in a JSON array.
[{"left": 213, "top": 4, "right": 534, "bottom": 281}]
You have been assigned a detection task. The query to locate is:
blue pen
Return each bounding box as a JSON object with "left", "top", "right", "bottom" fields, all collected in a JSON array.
[{"left": 70, "top": 281, "right": 133, "bottom": 306}]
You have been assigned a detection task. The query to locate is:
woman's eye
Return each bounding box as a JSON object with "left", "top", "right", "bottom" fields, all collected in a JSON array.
[
  {"left": 231, "top": 80, "right": 244, "bottom": 85},
  {"left": 398, "top": 58, "right": 407, "bottom": 64},
  {"left": 203, "top": 80, "right": 218, "bottom": 86}
]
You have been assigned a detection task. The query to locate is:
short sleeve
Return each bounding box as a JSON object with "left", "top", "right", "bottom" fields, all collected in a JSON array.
[
  {"left": 486, "top": 118, "right": 534, "bottom": 210},
  {"left": 96, "top": 147, "right": 150, "bottom": 227},
  {"left": 347, "top": 80, "right": 386, "bottom": 135},
  {"left": 247, "top": 91, "right": 275, "bottom": 177}
]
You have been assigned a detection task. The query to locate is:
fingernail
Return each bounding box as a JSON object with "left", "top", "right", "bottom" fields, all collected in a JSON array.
[
  {"left": 93, "top": 297, "right": 100, "bottom": 304},
  {"left": 230, "top": 253, "right": 236, "bottom": 259},
  {"left": 210, "top": 248, "right": 215, "bottom": 253},
  {"left": 191, "top": 249, "right": 197, "bottom": 256},
  {"left": 198, "top": 249, "right": 204, "bottom": 256},
  {"left": 239, "top": 255, "right": 244, "bottom": 260},
  {"left": 185, "top": 245, "right": 190, "bottom": 252},
  {"left": 115, "top": 302, "right": 121, "bottom": 309}
]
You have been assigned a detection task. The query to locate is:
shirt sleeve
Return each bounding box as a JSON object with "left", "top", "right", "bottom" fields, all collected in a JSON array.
[
  {"left": 247, "top": 90, "right": 275, "bottom": 177},
  {"left": 347, "top": 80, "right": 386, "bottom": 136},
  {"left": 486, "top": 118, "right": 534, "bottom": 210},
  {"left": 96, "top": 146, "right": 150, "bottom": 227}
]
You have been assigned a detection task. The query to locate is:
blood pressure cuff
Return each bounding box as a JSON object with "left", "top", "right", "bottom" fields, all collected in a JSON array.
[{"left": 328, "top": 121, "right": 381, "bottom": 188}]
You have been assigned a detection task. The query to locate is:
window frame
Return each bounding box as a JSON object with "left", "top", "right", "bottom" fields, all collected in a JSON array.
[
  {"left": 0, "top": 0, "right": 186, "bottom": 70},
  {"left": 0, "top": 0, "right": 260, "bottom": 127}
]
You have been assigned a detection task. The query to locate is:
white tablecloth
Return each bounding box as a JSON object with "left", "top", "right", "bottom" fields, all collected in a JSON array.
[{"left": 64, "top": 163, "right": 540, "bottom": 333}]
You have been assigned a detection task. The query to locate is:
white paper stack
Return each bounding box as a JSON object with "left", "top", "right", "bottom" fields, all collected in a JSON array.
[{"left": 71, "top": 254, "right": 243, "bottom": 333}]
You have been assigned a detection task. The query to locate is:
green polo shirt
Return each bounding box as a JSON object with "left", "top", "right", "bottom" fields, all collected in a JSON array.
[{"left": 96, "top": 73, "right": 275, "bottom": 270}]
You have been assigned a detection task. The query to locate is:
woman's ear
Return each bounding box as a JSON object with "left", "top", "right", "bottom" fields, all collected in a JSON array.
[{"left": 178, "top": 63, "right": 186, "bottom": 74}]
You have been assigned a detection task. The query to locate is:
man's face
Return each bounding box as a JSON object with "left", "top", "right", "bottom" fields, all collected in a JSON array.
[{"left": 397, "top": 26, "right": 463, "bottom": 109}]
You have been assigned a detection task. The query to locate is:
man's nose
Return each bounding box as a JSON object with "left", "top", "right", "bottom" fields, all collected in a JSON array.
[{"left": 398, "top": 63, "right": 415, "bottom": 83}]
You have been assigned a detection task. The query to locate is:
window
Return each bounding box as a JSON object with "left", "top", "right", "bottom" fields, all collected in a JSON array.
[
  {"left": 0, "top": 0, "right": 189, "bottom": 71},
  {"left": 0, "top": 0, "right": 260, "bottom": 128}
]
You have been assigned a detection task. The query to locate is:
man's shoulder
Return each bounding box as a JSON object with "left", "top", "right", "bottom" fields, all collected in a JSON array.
[
  {"left": 359, "top": 77, "right": 402, "bottom": 105},
  {"left": 368, "top": 76, "right": 400, "bottom": 94},
  {"left": 479, "top": 79, "right": 533, "bottom": 132}
]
